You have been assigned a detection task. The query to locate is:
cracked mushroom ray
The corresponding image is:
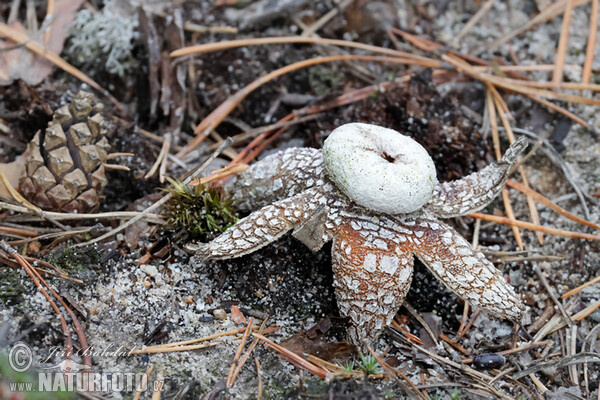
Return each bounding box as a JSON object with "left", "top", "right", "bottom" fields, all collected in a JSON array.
[{"left": 187, "top": 123, "right": 528, "bottom": 348}]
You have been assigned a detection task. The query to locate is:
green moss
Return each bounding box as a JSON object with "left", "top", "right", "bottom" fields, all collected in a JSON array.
[
  {"left": 163, "top": 179, "right": 237, "bottom": 241},
  {"left": 46, "top": 247, "right": 99, "bottom": 272},
  {"left": 0, "top": 269, "right": 27, "bottom": 304}
]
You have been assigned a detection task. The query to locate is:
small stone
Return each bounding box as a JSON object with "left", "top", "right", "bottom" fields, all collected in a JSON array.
[
  {"left": 141, "top": 265, "right": 159, "bottom": 278},
  {"left": 212, "top": 308, "right": 227, "bottom": 321}
]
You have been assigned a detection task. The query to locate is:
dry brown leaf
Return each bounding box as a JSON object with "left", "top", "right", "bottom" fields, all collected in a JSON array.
[{"left": 0, "top": 0, "right": 84, "bottom": 85}]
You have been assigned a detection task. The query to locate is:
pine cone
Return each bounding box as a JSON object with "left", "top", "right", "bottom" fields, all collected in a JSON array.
[{"left": 18, "top": 91, "right": 112, "bottom": 213}]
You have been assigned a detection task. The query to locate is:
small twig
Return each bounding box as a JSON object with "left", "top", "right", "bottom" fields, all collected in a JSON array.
[
  {"left": 440, "top": 333, "right": 469, "bottom": 355},
  {"left": 403, "top": 302, "right": 439, "bottom": 346},
  {"left": 527, "top": 300, "right": 555, "bottom": 334},
  {"left": 534, "top": 264, "right": 573, "bottom": 327},
  {"left": 254, "top": 358, "right": 262, "bottom": 400},
  {"left": 457, "top": 310, "right": 481, "bottom": 338}
]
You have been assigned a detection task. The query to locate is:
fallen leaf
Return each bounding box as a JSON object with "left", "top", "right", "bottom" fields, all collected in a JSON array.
[{"left": 0, "top": 0, "right": 84, "bottom": 85}]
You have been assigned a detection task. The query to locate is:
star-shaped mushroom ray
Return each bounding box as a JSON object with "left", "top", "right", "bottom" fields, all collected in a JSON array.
[
  {"left": 331, "top": 221, "right": 414, "bottom": 348},
  {"left": 400, "top": 211, "right": 525, "bottom": 322},
  {"left": 186, "top": 187, "right": 327, "bottom": 260},
  {"left": 425, "top": 137, "right": 528, "bottom": 218},
  {"left": 228, "top": 148, "right": 324, "bottom": 212}
]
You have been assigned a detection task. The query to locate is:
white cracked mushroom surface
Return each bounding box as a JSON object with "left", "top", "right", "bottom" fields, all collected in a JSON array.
[{"left": 187, "top": 123, "right": 528, "bottom": 348}]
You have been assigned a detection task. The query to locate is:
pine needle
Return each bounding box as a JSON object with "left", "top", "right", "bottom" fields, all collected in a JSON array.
[
  {"left": 553, "top": 0, "right": 576, "bottom": 85},
  {"left": 469, "top": 212, "right": 600, "bottom": 241}
]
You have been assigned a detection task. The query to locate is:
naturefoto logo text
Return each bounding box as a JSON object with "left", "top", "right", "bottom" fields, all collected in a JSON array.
[{"left": 6, "top": 342, "right": 162, "bottom": 393}]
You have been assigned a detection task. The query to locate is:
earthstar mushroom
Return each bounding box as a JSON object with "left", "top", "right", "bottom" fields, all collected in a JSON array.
[{"left": 188, "top": 122, "right": 527, "bottom": 348}]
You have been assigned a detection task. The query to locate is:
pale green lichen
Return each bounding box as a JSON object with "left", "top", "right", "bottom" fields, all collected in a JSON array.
[{"left": 65, "top": 2, "right": 139, "bottom": 79}]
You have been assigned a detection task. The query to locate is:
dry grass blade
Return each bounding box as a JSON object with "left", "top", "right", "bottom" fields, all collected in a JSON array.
[
  {"left": 306, "top": 355, "right": 345, "bottom": 375},
  {"left": 145, "top": 133, "right": 171, "bottom": 182},
  {"left": 129, "top": 327, "right": 251, "bottom": 354},
  {"left": 506, "top": 179, "right": 600, "bottom": 231},
  {"left": 170, "top": 35, "right": 439, "bottom": 65},
  {"left": 573, "top": 300, "right": 600, "bottom": 321},
  {"left": 0, "top": 169, "right": 41, "bottom": 213},
  {"left": 177, "top": 55, "right": 435, "bottom": 158},
  {"left": 582, "top": 0, "right": 598, "bottom": 84},
  {"left": 471, "top": 64, "right": 578, "bottom": 72},
  {"left": 469, "top": 212, "right": 600, "bottom": 241},
  {"left": 251, "top": 333, "right": 329, "bottom": 379},
  {"left": 255, "top": 358, "right": 262, "bottom": 400},
  {"left": 0, "top": 22, "right": 122, "bottom": 110},
  {"left": 553, "top": 0, "right": 575, "bottom": 85}
]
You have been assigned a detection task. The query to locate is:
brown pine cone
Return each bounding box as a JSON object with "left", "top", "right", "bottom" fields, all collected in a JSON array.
[{"left": 18, "top": 91, "right": 112, "bottom": 213}]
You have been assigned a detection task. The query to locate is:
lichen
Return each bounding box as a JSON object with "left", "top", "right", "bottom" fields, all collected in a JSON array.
[{"left": 64, "top": 1, "right": 139, "bottom": 79}]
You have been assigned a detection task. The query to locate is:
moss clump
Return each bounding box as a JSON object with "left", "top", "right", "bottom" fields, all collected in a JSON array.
[
  {"left": 46, "top": 247, "right": 99, "bottom": 273},
  {"left": 0, "top": 269, "right": 27, "bottom": 304},
  {"left": 163, "top": 179, "right": 237, "bottom": 241}
]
